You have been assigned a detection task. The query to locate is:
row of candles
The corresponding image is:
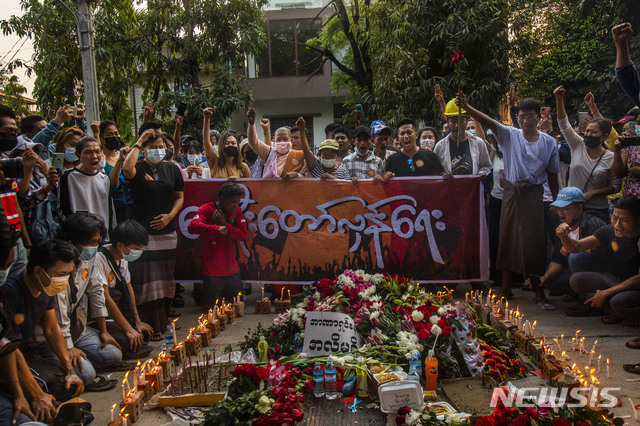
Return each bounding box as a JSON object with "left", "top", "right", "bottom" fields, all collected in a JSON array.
[{"left": 259, "top": 286, "right": 291, "bottom": 301}]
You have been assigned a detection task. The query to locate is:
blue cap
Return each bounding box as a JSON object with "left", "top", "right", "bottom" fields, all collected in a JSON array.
[
  {"left": 551, "top": 187, "right": 585, "bottom": 208},
  {"left": 371, "top": 120, "right": 392, "bottom": 137}
]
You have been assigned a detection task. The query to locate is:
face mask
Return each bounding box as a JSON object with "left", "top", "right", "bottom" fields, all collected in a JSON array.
[
  {"left": 244, "top": 150, "right": 258, "bottom": 163},
  {"left": 467, "top": 129, "right": 476, "bottom": 136},
  {"left": 64, "top": 147, "right": 78, "bottom": 162},
  {"left": 321, "top": 158, "right": 336, "bottom": 169},
  {"left": 223, "top": 146, "right": 239, "bottom": 158},
  {"left": 0, "top": 269, "right": 9, "bottom": 286},
  {"left": 635, "top": 125, "right": 640, "bottom": 135},
  {"left": 78, "top": 245, "right": 98, "bottom": 261},
  {"left": 39, "top": 269, "right": 70, "bottom": 296},
  {"left": 124, "top": 248, "right": 143, "bottom": 262},
  {"left": 0, "top": 132, "right": 17, "bottom": 152},
  {"left": 420, "top": 139, "right": 435, "bottom": 148},
  {"left": 146, "top": 148, "right": 165, "bottom": 164},
  {"left": 583, "top": 135, "right": 601, "bottom": 149},
  {"left": 187, "top": 154, "right": 200, "bottom": 165},
  {"left": 274, "top": 141, "right": 292, "bottom": 155},
  {"left": 98, "top": 156, "right": 106, "bottom": 170},
  {"left": 104, "top": 137, "right": 122, "bottom": 151}
]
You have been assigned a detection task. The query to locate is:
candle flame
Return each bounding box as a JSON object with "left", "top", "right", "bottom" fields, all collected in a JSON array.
[
  {"left": 136, "top": 359, "right": 141, "bottom": 367},
  {"left": 173, "top": 317, "right": 179, "bottom": 323},
  {"left": 112, "top": 403, "right": 117, "bottom": 410},
  {"left": 598, "top": 354, "right": 602, "bottom": 360},
  {"left": 607, "top": 358, "right": 610, "bottom": 365},
  {"left": 532, "top": 320, "right": 537, "bottom": 327}
]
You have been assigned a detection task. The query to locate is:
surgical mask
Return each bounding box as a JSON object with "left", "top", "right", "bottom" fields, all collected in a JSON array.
[
  {"left": 244, "top": 150, "right": 258, "bottom": 163},
  {"left": 98, "top": 156, "right": 106, "bottom": 170},
  {"left": 223, "top": 146, "right": 238, "bottom": 158},
  {"left": 78, "top": 245, "right": 98, "bottom": 261},
  {"left": 420, "top": 138, "right": 435, "bottom": 148},
  {"left": 64, "top": 147, "right": 78, "bottom": 162},
  {"left": 467, "top": 129, "right": 476, "bottom": 136},
  {"left": 146, "top": 148, "right": 165, "bottom": 164},
  {"left": 321, "top": 158, "right": 336, "bottom": 169},
  {"left": 274, "top": 141, "right": 292, "bottom": 155},
  {"left": 635, "top": 125, "right": 640, "bottom": 135},
  {"left": 187, "top": 154, "right": 201, "bottom": 165},
  {"left": 104, "top": 137, "right": 122, "bottom": 151},
  {"left": 0, "top": 269, "right": 9, "bottom": 286},
  {"left": 124, "top": 249, "right": 143, "bottom": 262},
  {"left": 583, "top": 135, "right": 601, "bottom": 149},
  {"left": 39, "top": 269, "right": 70, "bottom": 296}
]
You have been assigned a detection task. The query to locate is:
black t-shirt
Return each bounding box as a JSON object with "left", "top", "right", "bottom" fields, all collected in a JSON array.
[
  {"left": 0, "top": 273, "right": 56, "bottom": 349},
  {"left": 385, "top": 147, "right": 444, "bottom": 177},
  {"left": 129, "top": 161, "right": 185, "bottom": 235},
  {"left": 449, "top": 140, "right": 473, "bottom": 175},
  {"left": 593, "top": 224, "right": 640, "bottom": 280}
]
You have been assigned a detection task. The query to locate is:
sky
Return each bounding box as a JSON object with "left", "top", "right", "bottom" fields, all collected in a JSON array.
[{"left": 2, "top": 0, "right": 36, "bottom": 97}]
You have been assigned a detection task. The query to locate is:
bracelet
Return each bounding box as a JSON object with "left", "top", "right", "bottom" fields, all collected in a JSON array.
[{"left": 132, "top": 145, "right": 142, "bottom": 150}]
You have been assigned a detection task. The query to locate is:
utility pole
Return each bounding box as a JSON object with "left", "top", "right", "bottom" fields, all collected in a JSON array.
[{"left": 76, "top": 0, "right": 100, "bottom": 124}]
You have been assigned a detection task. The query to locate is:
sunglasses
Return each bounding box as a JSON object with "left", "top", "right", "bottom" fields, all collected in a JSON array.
[{"left": 407, "top": 158, "right": 416, "bottom": 172}]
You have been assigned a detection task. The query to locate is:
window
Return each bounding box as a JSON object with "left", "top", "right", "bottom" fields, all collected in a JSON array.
[{"left": 253, "top": 19, "right": 323, "bottom": 78}]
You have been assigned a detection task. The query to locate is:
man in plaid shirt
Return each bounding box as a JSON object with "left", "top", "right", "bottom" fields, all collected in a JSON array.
[{"left": 342, "top": 126, "right": 384, "bottom": 182}]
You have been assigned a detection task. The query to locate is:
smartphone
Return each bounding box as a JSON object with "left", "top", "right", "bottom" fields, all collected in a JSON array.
[
  {"left": 541, "top": 107, "right": 551, "bottom": 117},
  {"left": 70, "top": 106, "right": 78, "bottom": 117},
  {"left": 176, "top": 102, "right": 187, "bottom": 117},
  {"left": 355, "top": 104, "right": 365, "bottom": 117},
  {"left": 578, "top": 111, "right": 589, "bottom": 125},
  {"left": 52, "top": 152, "right": 65, "bottom": 170}
]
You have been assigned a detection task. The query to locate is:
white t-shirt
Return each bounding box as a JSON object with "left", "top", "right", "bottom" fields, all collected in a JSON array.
[{"left": 94, "top": 250, "right": 131, "bottom": 289}]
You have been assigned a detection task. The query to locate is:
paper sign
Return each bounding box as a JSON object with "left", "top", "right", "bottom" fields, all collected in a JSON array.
[{"left": 302, "top": 311, "right": 361, "bottom": 356}]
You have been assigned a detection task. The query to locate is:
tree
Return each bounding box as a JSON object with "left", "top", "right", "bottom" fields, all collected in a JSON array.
[
  {"left": 0, "top": 67, "right": 31, "bottom": 119},
  {"left": 308, "top": 0, "right": 511, "bottom": 126}
]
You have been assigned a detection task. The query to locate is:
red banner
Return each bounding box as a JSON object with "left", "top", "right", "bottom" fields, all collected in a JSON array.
[{"left": 175, "top": 177, "right": 488, "bottom": 283}]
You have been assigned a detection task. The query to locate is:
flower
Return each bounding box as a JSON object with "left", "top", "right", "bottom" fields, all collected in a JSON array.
[
  {"left": 451, "top": 50, "right": 465, "bottom": 63},
  {"left": 474, "top": 416, "right": 495, "bottom": 426},
  {"left": 431, "top": 325, "right": 442, "bottom": 336},
  {"left": 411, "top": 310, "right": 424, "bottom": 322},
  {"left": 551, "top": 420, "right": 571, "bottom": 426},
  {"left": 397, "top": 406, "right": 411, "bottom": 415},
  {"left": 510, "top": 414, "right": 531, "bottom": 426}
]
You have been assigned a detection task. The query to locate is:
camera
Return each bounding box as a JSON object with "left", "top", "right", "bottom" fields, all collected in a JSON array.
[
  {"left": 0, "top": 157, "right": 24, "bottom": 179},
  {"left": 620, "top": 137, "right": 640, "bottom": 148}
]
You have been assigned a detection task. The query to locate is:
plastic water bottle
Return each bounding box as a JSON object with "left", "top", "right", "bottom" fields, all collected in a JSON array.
[
  {"left": 163, "top": 325, "right": 174, "bottom": 350},
  {"left": 410, "top": 350, "right": 422, "bottom": 378},
  {"left": 408, "top": 362, "right": 421, "bottom": 384},
  {"left": 313, "top": 361, "right": 325, "bottom": 397},
  {"left": 324, "top": 358, "right": 337, "bottom": 400},
  {"left": 293, "top": 333, "right": 303, "bottom": 353}
]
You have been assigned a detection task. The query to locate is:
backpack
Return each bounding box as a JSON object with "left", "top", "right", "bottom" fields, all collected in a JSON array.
[{"left": 28, "top": 191, "right": 61, "bottom": 245}]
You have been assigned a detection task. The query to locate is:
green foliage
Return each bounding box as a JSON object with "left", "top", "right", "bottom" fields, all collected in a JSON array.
[
  {"left": 0, "top": 74, "right": 31, "bottom": 120},
  {"left": 309, "top": 0, "right": 510, "bottom": 125},
  {"left": 1, "top": 0, "right": 267, "bottom": 141},
  {"left": 509, "top": 0, "right": 640, "bottom": 119},
  {"left": 203, "top": 389, "right": 263, "bottom": 425}
]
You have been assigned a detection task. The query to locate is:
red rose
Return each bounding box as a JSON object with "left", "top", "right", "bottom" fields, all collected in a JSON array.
[
  {"left": 510, "top": 414, "right": 531, "bottom": 426},
  {"left": 418, "top": 328, "right": 430, "bottom": 341},
  {"left": 442, "top": 325, "right": 453, "bottom": 336},
  {"left": 397, "top": 406, "right": 411, "bottom": 415},
  {"left": 395, "top": 415, "right": 406, "bottom": 425},
  {"left": 474, "top": 416, "right": 495, "bottom": 426},
  {"left": 291, "top": 409, "right": 304, "bottom": 422},
  {"left": 552, "top": 420, "right": 571, "bottom": 426},
  {"left": 428, "top": 305, "right": 438, "bottom": 315},
  {"left": 230, "top": 365, "right": 245, "bottom": 378},
  {"left": 244, "top": 364, "right": 256, "bottom": 377}
]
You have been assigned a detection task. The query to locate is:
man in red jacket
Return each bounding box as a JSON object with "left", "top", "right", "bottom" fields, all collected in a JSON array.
[{"left": 188, "top": 183, "right": 247, "bottom": 309}]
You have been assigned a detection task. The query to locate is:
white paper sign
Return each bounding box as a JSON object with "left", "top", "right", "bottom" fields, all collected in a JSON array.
[{"left": 302, "top": 311, "right": 361, "bottom": 356}]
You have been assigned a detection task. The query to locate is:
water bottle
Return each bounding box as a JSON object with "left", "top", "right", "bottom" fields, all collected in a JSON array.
[
  {"left": 324, "top": 358, "right": 337, "bottom": 400},
  {"left": 293, "top": 333, "right": 303, "bottom": 353},
  {"left": 313, "top": 361, "right": 325, "bottom": 397},
  {"left": 163, "top": 325, "right": 174, "bottom": 350},
  {"left": 410, "top": 350, "right": 422, "bottom": 378},
  {"left": 408, "top": 362, "right": 421, "bottom": 384}
]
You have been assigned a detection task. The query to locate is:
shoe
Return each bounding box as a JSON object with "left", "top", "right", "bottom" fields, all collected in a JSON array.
[
  {"left": 85, "top": 375, "right": 118, "bottom": 392},
  {"left": 123, "top": 345, "right": 153, "bottom": 360},
  {"left": 564, "top": 304, "right": 603, "bottom": 317},
  {"left": 535, "top": 297, "right": 555, "bottom": 311}
]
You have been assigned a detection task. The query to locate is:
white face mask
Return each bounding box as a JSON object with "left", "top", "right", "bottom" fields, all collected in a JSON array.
[
  {"left": 321, "top": 158, "right": 336, "bottom": 169},
  {"left": 98, "top": 156, "right": 106, "bottom": 170},
  {"left": 420, "top": 139, "right": 435, "bottom": 148},
  {"left": 146, "top": 148, "right": 166, "bottom": 165}
]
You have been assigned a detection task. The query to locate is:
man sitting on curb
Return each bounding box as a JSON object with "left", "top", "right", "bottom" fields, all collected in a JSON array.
[{"left": 557, "top": 196, "right": 640, "bottom": 324}]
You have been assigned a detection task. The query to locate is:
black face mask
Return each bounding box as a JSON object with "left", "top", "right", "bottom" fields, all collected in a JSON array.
[
  {"left": 224, "top": 146, "right": 238, "bottom": 158},
  {"left": 104, "top": 136, "right": 123, "bottom": 151},
  {"left": 244, "top": 150, "right": 258, "bottom": 163},
  {"left": 583, "top": 135, "right": 602, "bottom": 149},
  {"left": 0, "top": 132, "right": 17, "bottom": 152}
]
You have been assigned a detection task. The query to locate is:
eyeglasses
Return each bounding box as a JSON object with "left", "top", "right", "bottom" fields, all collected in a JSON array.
[
  {"left": 407, "top": 158, "right": 416, "bottom": 172},
  {"left": 517, "top": 114, "right": 538, "bottom": 121}
]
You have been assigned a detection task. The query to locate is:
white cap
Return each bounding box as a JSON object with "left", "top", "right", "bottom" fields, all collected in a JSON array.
[{"left": 11, "top": 135, "right": 44, "bottom": 154}]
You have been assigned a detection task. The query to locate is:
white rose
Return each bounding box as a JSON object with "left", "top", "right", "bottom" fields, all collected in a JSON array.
[
  {"left": 370, "top": 310, "right": 380, "bottom": 319},
  {"left": 431, "top": 325, "right": 442, "bottom": 336},
  {"left": 259, "top": 395, "right": 271, "bottom": 406},
  {"left": 411, "top": 310, "right": 424, "bottom": 322},
  {"left": 438, "top": 307, "right": 447, "bottom": 316},
  {"left": 430, "top": 315, "right": 440, "bottom": 324}
]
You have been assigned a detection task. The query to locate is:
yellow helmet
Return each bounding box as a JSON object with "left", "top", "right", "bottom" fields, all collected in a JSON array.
[{"left": 444, "top": 98, "right": 467, "bottom": 116}]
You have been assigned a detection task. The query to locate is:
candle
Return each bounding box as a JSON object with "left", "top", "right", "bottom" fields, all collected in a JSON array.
[
  {"left": 561, "top": 334, "right": 564, "bottom": 347},
  {"left": 261, "top": 287, "right": 264, "bottom": 300},
  {"left": 172, "top": 319, "right": 178, "bottom": 348},
  {"left": 531, "top": 321, "right": 536, "bottom": 338},
  {"left": 598, "top": 355, "right": 602, "bottom": 371},
  {"left": 123, "top": 414, "right": 129, "bottom": 426},
  {"left": 589, "top": 350, "right": 594, "bottom": 366},
  {"left": 134, "top": 360, "right": 140, "bottom": 390},
  {"left": 280, "top": 287, "right": 284, "bottom": 300},
  {"left": 122, "top": 380, "right": 126, "bottom": 401},
  {"left": 606, "top": 359, "right": 610, "bottom": 378},
  {"left": 575, "top": 329, "right": 581, "bottom": 343},
  {"left": 630, "top": 398, "right": 638, "bottom": 420},
  {"left": 111, "top": 403, "right": 116, "bottom": 421},
  {"left": 287, "top": 289, "right": 290, "bottom": 300}
]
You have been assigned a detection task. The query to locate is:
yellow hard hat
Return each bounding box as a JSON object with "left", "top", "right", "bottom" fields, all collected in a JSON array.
[{"left": 444, "top": 98, "right": 467, "bottom": 117}]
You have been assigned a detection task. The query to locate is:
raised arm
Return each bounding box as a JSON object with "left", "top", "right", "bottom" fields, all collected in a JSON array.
[
  {"left": 260, "top": 117, "right": 271, "bottom": 147},
  {"left": 554, "top": 86, "right": 583, "bottom": 151},
  {"left": 109, "top": 147, "right": 130, "bottom": 186},
  {"left": 296, "top": 116, "right": 315, "bottom": 169},
  {"left": 246, "top": 108, "right": 271, "bottom": 162},
  {"left": 613, "top": 23, "right": 633, "bottom": 68},
  {"left": 123, "top": 130, "right": 154, "bottom": 179},
  {"left": 202, "top": 108, "right": 218, "bottom": 165},
  {"left": 584, "top": 92, "right": 602, "bottom": 119},
  {"left": 173, "top": 114, "right": 183, "bottom": 161},
  {"left": 434, "top": 84, "right": 446, "bottom": 116},
  {"left": 613, "top": 139, "right": 629, "bottom": 179},
  {"left": 455, "top": 91, "right": 498, "bottom": 133}
]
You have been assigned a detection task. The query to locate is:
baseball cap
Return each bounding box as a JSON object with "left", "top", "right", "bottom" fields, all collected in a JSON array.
[
  {"left": 370, "top": 120, "right": 392, "bottom": 137},
  {"left": 11, "top": 135, "right": 44, "bottom": 154},
  {"left": 318, "top": 139, "right": 339, "bottom": 152},
  {"left": 551, "top": 187, "right": 585, "bottom": 208},
  {"left": 180, "top": 134, "right": 196, "bottom": 145},
  {"left": 353, "top": 125, "right": 371, "bottom": 139}
]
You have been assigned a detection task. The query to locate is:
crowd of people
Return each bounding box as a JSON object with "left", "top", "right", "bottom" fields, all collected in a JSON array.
[{"left": 0, "top": 20, "right": 639, "bottom": 425}]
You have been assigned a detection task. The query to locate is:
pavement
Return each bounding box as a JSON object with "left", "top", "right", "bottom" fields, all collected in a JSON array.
[{"left": 80, "top": 282, "right": 640, "bottom": 425}]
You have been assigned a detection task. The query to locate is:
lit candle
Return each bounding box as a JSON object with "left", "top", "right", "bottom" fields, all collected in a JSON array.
[
  {"left": 111, "top": 403, "right": 117, "bottom": 421},
  {"left": 591, "top": 340, "right": 598, "bottom": 355},
  {"left": 589, "top": 350, "right": 594, "bottom": 366},
  {"left": 261, "top": 287, "right": 264, "bottom": 300},
  {"left": 532, "top": 321, "right": 536, "bottom": 338},
  {"left": 123, "top": 414, "right": 129, "bottom": 426},
  {"left": 575, "top": 329, "right": 581, "bottom": 343},
  {"left": 134, "top": 360, "right": 140, "bottom": 390},
  {"left": 287, "top": 289, "right": 290, "bottom": 300},
  {"left": 554, "top": 338, "right": 561, "bottom": 352},
  {"left": 280, "top": 287, "right": 284, "bottom": 300},
  {"left": 121, "top": 380, "right": 126, "bottom": 401},
  {"left": 598, "top": 355, "right": 602, "bottom": 372},
  {"left": 172, "top": 318, "right": 178, "bottom": 348},
  {"left": 561, "top": 334, "right": 564, "bottom": 347},
  {"left": 607, "top": 359, "right": 610, "bottom": 378}
]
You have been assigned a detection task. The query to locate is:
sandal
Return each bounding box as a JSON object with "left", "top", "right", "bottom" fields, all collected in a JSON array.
[
  {"left": 150, "top": 333, "right": 164, "bottom": 341},
  {"left": 168, "top": 309, "right": 182, "bottom": 318},
  {"left": 535, "top": 297, "right": 555, "bottom": 311},
  {"left": 622, "top": 318, "right": 640, "bottom": 327},
  {"left": 625, "top": 337, "right": 640, "bottom": 349},
  {"left": 623, "top": 363, "right": 640, "bottom": 374},
  {"left": 601, "top": 314, "right": 624, "bottom": 324},
  {"left": 85, "top": 375, "right": 118, "bottom": 392}
]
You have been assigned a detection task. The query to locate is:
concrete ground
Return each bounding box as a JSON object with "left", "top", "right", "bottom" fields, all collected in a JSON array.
[{"left": 81, "top": 282, "right": 640, "bottom": 425}]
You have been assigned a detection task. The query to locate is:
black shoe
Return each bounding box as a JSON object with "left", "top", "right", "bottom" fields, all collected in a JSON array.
[{"left": 564, "top": 303, "right": 603, "bottom": 317}]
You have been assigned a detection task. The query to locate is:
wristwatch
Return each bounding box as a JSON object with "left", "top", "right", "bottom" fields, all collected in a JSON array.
[{"left": 132, "top": 144, "right": 142, "bottom": 150}]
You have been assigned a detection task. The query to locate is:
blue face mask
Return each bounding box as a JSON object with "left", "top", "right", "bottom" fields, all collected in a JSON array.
[
  {"left": 124, "top": 248, "right": 143, "bottom": 262},
  {"left": 467, "top": 129, "right": 476, "bottom": 136},
  {"left": 146, "top": 148, "right": 166, "bottom": 165},
  {"left": 78, "top": 245, "right": 98, "bottom": 261},
  {"left": 64, "top": 147, "right": 78, "bottom": 162},
  {"left": 187, "top": 154, "right": 200, "bottom": 165}
]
